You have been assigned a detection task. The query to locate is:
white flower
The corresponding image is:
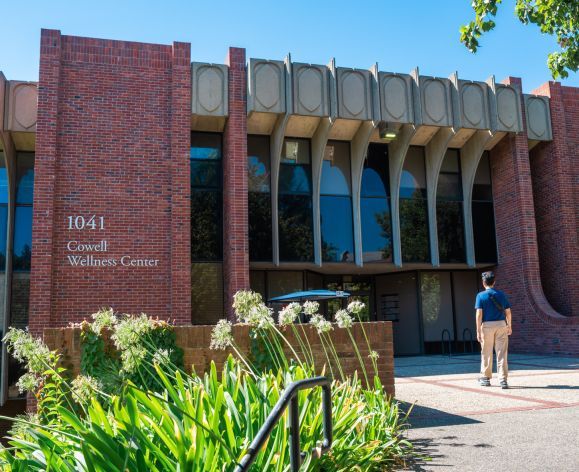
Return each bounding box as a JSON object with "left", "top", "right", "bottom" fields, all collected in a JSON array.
[
  {"left": 16, "top": 372, "right": 40, "bottom": 394},
  {"left": 91, "top": 307, "right": 118, "bottom": 334},
  {"left": 121, "top": 345, "right": 147, "bottom": 374},
  {"left": 334, "top": 309, "right": 353, "bottom": 329},
  {"left": 152, "top": 349, "right": 172, "bottom": 366},
  {"left": 111, "top": 314, "right": 153, "bottom": 351},
  {"left": 278, "top": 303, "right": 301, "bottom": 326},
  {"left": 303, "top": 301, "right": 320, "bottom": 316},
  {"left": 71, "top": 375, "right": 102, "bottom": 404},
  {"left": 245, "top": 304, "right": 274, "bottom": 329},
  {"left": 232, "top": 290, "right": 264, "bottom": 322},
  {"left": 310, "top": 314, "right": 333, "bottom": 334},
  {"left": 347, "top": 301, "right": 366, "bottom": 315},
  {"left": 210, "top": 320, "right": 234, "bottom": 350},
  {"left": 369, "top": 351, "right": 380, "bottom": 361},
  {"left": 4, "top": 328, "right": 52, "bottom": 374}
]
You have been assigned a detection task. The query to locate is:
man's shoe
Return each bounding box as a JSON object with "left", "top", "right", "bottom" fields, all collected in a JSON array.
[
  {"left": 500, "top": 380, "right": 509, "bottom": 389},
  {"left": 478, "top": 377, "right": 490, "bottom": 387}
]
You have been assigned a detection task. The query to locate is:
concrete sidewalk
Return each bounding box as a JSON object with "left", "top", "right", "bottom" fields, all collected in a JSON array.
[{"left": 395, "top": 354, "right": 579, "bottom": 471}]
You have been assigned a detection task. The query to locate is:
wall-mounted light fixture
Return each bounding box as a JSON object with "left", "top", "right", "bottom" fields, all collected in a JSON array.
[{"left": 378, "top": 122, "right": 398, "bottom": 141}]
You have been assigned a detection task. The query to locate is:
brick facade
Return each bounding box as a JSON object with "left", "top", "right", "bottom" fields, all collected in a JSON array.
[
  {"left": 490, "top": 78, "right": 579, "bottom": 356},
  {"left": 29, "top": 30, "right": 191, "bottom": 336},
  {"left": 223, "top": 47, "right": 250, "bottom": 320},
  {"left": 44, "top": 321, "right": 395, "bottom": 396},
  {"left": 527, "top": 82, "right": 579, "bottom": 317}
]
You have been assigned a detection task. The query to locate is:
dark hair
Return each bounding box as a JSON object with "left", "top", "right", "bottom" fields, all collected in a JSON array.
[{"left": 482, "top": 271, "right": 495, "bottom": 286}]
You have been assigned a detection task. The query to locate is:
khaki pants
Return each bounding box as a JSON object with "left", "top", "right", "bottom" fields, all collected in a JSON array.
[{"left": 480, "top": 320, "right": 509, "bottom": 381}]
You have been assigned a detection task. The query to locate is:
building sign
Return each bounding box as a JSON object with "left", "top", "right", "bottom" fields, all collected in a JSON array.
[{"left": 65, "top": 215, "right": 160, "bottom": 268}]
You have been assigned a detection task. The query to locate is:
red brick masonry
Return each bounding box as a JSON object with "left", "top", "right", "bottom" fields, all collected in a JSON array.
[
  {"left": 43, "top": 322, "right": 395, "bottom": 396},
  {"left": 490, "top": 78, "right": 579, "bottom": 356},
  {"left": 30, "top": 30, "right": 191, "bottom": 336}
]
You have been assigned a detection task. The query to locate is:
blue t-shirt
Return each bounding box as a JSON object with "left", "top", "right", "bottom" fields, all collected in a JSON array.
[{"left": 475, "top": 288, "right": 511, "bottom": 322}]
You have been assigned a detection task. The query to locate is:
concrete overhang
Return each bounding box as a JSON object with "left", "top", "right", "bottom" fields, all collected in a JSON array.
[
  {"left": 0, "top": 75, "right": 37, "bottom": 151},
  {"left": 524, "top": 94, "right": 553, "bottom": 149}
]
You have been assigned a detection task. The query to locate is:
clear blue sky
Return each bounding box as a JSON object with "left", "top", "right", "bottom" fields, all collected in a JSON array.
[{"left": 1, "top": 0, "right": 576, "bottom": 92}]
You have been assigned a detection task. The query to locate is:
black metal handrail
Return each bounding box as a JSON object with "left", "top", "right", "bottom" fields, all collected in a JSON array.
[
  {"left": 233, "top": 376, "right": 332, "bottom": 472},
  {"left": 441, "top": 329, "right": 452, "bottom": 357}
]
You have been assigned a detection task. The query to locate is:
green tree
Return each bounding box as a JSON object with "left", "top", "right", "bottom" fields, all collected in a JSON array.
[{"left": 461, "top": 0, "right": 579, "bottom": 79}]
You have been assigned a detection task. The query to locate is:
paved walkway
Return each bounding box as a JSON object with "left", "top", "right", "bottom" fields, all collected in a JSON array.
[{"left": 394, "top": 354, "right": 579, "bottom": 471}]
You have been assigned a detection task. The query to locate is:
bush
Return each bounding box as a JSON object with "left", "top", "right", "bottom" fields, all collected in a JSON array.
[{"left": 0, "top": 295, "right": 414, "bottom": 471}]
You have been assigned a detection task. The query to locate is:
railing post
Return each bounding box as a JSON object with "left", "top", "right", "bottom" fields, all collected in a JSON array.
[{"left": 289, "top": 396, "right": 301, "bottom": 471}]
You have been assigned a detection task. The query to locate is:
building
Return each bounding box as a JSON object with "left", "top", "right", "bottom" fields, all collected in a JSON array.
[{"left": 0, "top": 29, "right": 577, "bottom": 405}]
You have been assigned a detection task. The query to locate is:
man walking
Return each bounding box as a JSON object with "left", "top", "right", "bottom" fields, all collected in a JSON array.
[{"left": 476, "top": 271, "right": 512, "bottom": 389}]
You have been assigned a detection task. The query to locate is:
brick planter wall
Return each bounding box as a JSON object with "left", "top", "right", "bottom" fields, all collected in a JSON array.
[{"left": 43, "top": 321, "right": 395, "bottom": 396}]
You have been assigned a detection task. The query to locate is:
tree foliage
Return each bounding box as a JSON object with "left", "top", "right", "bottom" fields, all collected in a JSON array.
[{"left": 461, "top": 0, "right": 579, "bottom": 79}]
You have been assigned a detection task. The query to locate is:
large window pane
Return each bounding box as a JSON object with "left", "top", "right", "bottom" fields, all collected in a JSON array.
[
  {"left": 191, "top": 192, "right": 222, "bottom": 261},
  {"left": 321, "top": 141, "right": 351, "bottom": 196},
  {"left": 248, "top": 135, "right": 270, "bottom": 193},
  {"left": 400, "top": 147, "right": 426, "bottom": 198},
  {"left": 321, "top": 196, "right": 354, "bottom": 262},
  {"left": 191, "top": 161, "right": 221, "bottom": 188},
  {"left": 400, "top": 197, "right": 429, "bottom": 263},
  {"left": 362, "top": 143, "right": 389, "bottom": 198},
  {"left": 361, "top": 197, "right": 392, "bottom": 262},
  {"left": 15, "top": 153, "right": 34, "bottom": 204},
  {"left": 191, "top": 263, "right": 223, "bottom": 324},
  {"left": 190, "top": 134, "right": 222, "bottom": 160},
  {"left": 473, "top": 152, "right": 493, "bottom": 201},
  {"left": 279, "top": 165, "right": 312, "bottom": 194},
  {"left": 279, "top": 194, "right": 314, "bottom": 262},
  {"left": 268, "top": 271, "right": 303, "bottom": 298},
  {"left": 249, "top": 271, "right": 266, "bottom": 300},
  {"left": 472, "top": 201, "right": 497, "bottom": 262},
  {"left": 420, "top": 272, "right": 454, "bottom": 341},
  {"left": 437, "top": 173, "right": 462, "bottom": 201},
  {"left": 437, "top": 201, "right": 466, "bottom": 263},
  {"left": 249, "top": 192, "right": 272, "bottom": 261},
  {"left": 13, "top": 206, "right": 33, "bottom": 271},
  {"left": 282, "top": 139, "right": 310, "bottom": 164}
]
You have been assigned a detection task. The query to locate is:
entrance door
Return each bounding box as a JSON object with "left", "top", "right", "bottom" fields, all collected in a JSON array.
[{"left": 376, "top": 272, "right": 422, "bottom": 355}]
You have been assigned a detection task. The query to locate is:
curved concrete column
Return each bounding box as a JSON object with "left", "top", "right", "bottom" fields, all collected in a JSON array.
[
  {"left": 351, "top": 121, "right": 376, "bottom": 266},
  {"left": 270, "top": 114, "right": 290, "bottom": 266},
  {"left": 311, "top": 118, "right": 333, "bottom": 266},
  {"left": 425, "top": 127, "right": 455, "bottom": 266},
  {"left": 0, "top": 131, "right": 16, "bottom": 406},
  {"left": 460, "top": 130, "right": 493, "bottom": 266},
  {"left": 388, "top": 124, "right": 417, "bottom": 267}
]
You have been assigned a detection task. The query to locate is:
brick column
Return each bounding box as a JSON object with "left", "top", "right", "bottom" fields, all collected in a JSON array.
[
  {"left": 29, "top": 29, "right": 61, "bottom": 338},
  {"left": 170, "top": 42, "right": 192, "bottom": 325},
  {"left": 490, "top": 77, "right": 579, "bottom": 356},
  {"left": 223, "top": 48, "right": 249, "bottom": 320},
  {"left": 528, "top": 82, "right": 578, "bottom": 316}
]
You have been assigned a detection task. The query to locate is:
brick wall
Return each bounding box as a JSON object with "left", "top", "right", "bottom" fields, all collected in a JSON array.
[
  {"left": 527, "top": 82, "right": 578, "bottom": 316},
  {"left": 223, "top": 48, "right": 250, "bottom": 320},
  {"left": 29, "top": 30, "right": 191, "bottom": 335},
  {"left": 490, "top": 77, "right": 579, "bottom": 356},
  {"left": 43, "top": 321, "right": 395, "bottom": 396}
]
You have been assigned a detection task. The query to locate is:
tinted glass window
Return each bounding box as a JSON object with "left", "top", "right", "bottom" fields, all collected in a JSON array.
[
  {"left": 321, "top": 141, "right": 351, "bottom": 196},
  {"left": 248, "top": 135, "right": 271, "bottom": 193},
  {"left": 279, "top": 194, "right": 314, "bottom": 262},
  {"left": 191, "top": 133, "right": 222, "bottom": 261},
  {"left": 249, "top": 192, "right": 272, "bottom": 261},
  {"left": 191, "top": 263, "right": 224, "bottom": 324},
  {"left": 400, "top": 197, "right": 429, "bottom": 263},
  {"left": 362, "top": 143, "right": 389, "bottom": 198},
  {"left": 400, "top": 147, "right": 429, "bottom": 262},
  {"left": 473, "top": 152, "right": 493, "bottom": 201},
  {"left": 400, "top": 147, "right": 426, "bottom": 198},
  {"left": 321, "top": 196, "right": 354, "bottom": 262},
  {"left": 190, "top": 134, "right": 222, "bottom": 160},
  {"left": 279, "top": 165, "right": 312, "bottom": 194},
  {"left": 15, "top": 153, "right": 34, "bottom": 205},
  {"left": 191, "top": 192, "right": 222, "bottom": 261},
  {"left": 361, "top": 197, "right": 392, "bottom": 262},
  {"left": 282, "top": 139, "right": 310, "bottom": 164},
  {"left": 472, "top": 201, "right": 497, "bottom": 262},
  {"left": 437, "top": 201, "right": 466, "bottom": 263}
]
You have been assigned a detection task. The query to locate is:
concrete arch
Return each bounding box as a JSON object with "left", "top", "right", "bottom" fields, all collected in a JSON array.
[
  {"left": 351, "top": 121, "right": 377, "bottom": 267},
  {"left": 425, "top": 127, "right": 456, "bottom": 267},
  {"left": 270, "top": 114, "right": 290, "bottom": 266},
  {"left": 460, "top": 130, "right": 494, "bottom": 266},
  {"left": 388, "top": 124, "right": 417, "bottom": 267},
  {"left": 311, "top": 118, "right": 333, "bottom": 266}
]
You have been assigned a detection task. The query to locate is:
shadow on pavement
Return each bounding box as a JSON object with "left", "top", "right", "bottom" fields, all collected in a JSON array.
[{"left": 399, "top": 402, "right": 483, "bottom": 429}]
